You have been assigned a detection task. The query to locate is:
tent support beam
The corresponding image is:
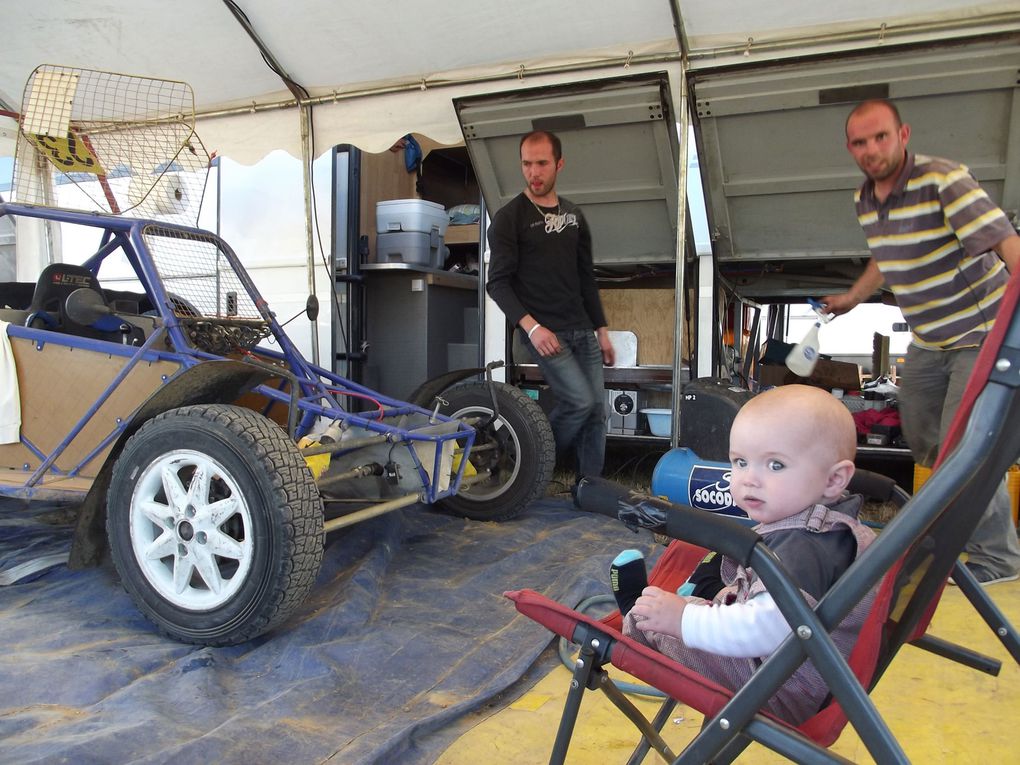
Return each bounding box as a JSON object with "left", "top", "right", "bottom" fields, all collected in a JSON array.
[
  {"left": 221, "top": 0, "right": 308, "bottom": 103},
  {"left": 192, "top": 51, "right": 682, "bottom": 123}
]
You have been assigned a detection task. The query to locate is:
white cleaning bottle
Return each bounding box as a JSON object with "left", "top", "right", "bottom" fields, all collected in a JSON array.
[
  {"left": 785, "top": 298, "right": 833, "bottom": 377},
  {"left": 785, "top": 320, "right": 822, "bottom": 377}
]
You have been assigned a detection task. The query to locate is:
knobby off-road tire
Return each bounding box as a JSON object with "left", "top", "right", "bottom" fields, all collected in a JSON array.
[
  {"left": 438, "top": 381, "right": 555, "bottom": 521},
  {"left": 107, "top": 404, "right": 323, "bottom": 645}
]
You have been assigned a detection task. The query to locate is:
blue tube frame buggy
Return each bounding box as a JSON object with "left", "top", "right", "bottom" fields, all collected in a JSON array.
[{"left": 0, "top": 201, "right": 554, "bottom": 645}]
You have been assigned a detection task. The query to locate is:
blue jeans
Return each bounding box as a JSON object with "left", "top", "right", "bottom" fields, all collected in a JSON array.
[
  {"left": 526, "top": 328, "right": 606, "bottom": 479},
  {"left": 900, "top": 344, "right": 1020, "bottom": 576}
]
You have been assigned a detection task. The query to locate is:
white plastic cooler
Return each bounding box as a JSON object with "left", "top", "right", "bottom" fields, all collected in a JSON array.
[{"left": 376, "top": 199, "right": 449, "bottom": 236}]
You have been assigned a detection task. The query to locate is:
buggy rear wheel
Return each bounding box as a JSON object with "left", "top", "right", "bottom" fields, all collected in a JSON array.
[
  {"left": 107, "top": 404, "right": 323, "bottom": 646},
  {"left": 438, "top": 381, "right": 554, "bottom": 521}
]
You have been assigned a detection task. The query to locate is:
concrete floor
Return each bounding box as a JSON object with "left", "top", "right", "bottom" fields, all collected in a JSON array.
[{"left": 437, "top": 579, "right": 1020, "bottom": 764}]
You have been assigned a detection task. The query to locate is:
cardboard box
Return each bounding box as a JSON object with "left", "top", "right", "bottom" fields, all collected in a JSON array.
[{"left": 758, "top": 359, "right": 862, "bottom": 392}]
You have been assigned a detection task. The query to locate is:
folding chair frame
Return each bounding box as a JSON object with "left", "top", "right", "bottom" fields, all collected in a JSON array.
[{"left": 509, "top": 298, "right": 1020, "bottom": 763}]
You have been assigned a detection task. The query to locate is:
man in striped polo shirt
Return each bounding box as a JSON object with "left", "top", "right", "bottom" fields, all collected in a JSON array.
[{"left": 823, "top": 98, "right": 1020, "bottom": 586}]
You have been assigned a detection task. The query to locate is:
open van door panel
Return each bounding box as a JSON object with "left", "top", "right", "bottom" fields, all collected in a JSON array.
[
  {"left": 690, "top": 35, "right": 1020, "bottom": 301},
  {"left": 455, "top": 71, "right": 681, "bottom": 268},
  {"left": 452, "top": 35, "right": 1019, "bottom": 385}
]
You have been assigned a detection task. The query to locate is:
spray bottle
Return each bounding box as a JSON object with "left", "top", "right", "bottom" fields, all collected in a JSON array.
[{"left": 785, "top": 298, "right": 834, "bottom": 377}]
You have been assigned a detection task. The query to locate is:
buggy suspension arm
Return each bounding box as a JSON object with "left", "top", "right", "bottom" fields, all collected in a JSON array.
[{"left": 321, "top": 469, "right": 492, "bottom": 533}]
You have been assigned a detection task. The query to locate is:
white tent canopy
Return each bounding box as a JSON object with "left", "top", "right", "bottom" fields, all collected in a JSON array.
[
  {"left": 2, "top": 0, "right": 1019, "bottom": 399},
  {"left": 3, "top": 0, "right": 1019, "bottom": 163}
]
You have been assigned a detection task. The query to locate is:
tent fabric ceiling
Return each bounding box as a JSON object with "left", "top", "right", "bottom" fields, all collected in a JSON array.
[{"left": 2, "top": 1, "right": 1020, "bottom": 162}]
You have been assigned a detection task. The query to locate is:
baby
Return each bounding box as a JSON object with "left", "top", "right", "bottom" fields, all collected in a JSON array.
[{"left": 611, "top": 384, "right": 876, "bottom": 724}]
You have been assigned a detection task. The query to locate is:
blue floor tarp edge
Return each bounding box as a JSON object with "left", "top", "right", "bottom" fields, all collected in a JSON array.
[{"left": 0, "top": 496, "right": 660, "bottom": 765}]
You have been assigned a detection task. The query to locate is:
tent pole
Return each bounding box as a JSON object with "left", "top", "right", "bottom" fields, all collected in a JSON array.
[
  {"left": 669, "top": 71, "right": 691, "bottom": 449},
  {"left": 221, "top": 0, "right": 321, "bottom": 364},
  {"left": 668, "top": 0, "right": 691, "bottom": 449},
  {"left": 300, "top": 104, "right": 320, "bottom": 365}
]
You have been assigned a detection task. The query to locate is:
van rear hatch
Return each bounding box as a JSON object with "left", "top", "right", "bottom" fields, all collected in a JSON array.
[
  {"left": 689, "top": 34, "right": 1020, "bottom": 300},
  {"left": 454, "top": 71, "right": 681, "bottom": 269},
  {"left": 457, "top": 36, "right": 1018, "bottom": 299}
]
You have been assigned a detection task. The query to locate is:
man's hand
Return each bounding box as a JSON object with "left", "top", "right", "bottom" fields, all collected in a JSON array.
[
  {"left": 527, "top": 324, "right": 561, "bottom": 357},
  {"left": 597, "top": 326, "right": 615, "bottom": 366},
  {"left": 822, "top": 258, "right": 885, "bottom": 316},
  {"left": 818, "top": 292, "right": 858, "bottom": 317}
]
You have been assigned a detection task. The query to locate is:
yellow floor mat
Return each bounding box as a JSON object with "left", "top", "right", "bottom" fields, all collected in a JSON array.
[{"left": 437, "top": 580, "right": 1020, "bottom": 763}]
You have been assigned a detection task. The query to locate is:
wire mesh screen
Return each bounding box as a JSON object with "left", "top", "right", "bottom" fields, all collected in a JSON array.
[
  {"left": 12, "top": 65, "right": 209, "bottom": 226},
  {"left": 143, "top": 226, "right": 262, "bottom": 322}
]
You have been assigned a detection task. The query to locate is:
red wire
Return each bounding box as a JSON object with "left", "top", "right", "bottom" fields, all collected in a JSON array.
[{"left": 326, "top": 387, "right": 386, "bottom": 420}]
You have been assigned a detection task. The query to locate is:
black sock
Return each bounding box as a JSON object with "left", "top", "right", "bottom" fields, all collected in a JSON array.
[{"left": 610, "top": 549, "right": 647, "bottom": 616}]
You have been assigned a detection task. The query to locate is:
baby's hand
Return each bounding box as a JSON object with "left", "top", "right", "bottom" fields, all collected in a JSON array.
[
  {"left": 713, "top": 584, "right": 738, "bottom": 605},
  {"left": 629, "top": 585, "right": 689, "bottom": 638}
]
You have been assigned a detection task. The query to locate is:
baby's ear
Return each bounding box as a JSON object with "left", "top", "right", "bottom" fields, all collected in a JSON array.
[{"left": 824, "top": 459, "right": 856, "bottom": 499}]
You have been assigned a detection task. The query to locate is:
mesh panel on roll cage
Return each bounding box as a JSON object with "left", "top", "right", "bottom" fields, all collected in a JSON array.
[{"left": 142, "top": 226, "right": 271, "bottom": 353}]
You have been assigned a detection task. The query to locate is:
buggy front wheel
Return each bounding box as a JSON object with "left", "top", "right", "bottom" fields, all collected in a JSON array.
[{"left": 107, "top": 404, "right": 323, "bottom": 646}]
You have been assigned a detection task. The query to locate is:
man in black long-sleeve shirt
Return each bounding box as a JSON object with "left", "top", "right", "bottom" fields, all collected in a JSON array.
[{"left": 486, "top": 130, "right": 615, "bottom": 479}]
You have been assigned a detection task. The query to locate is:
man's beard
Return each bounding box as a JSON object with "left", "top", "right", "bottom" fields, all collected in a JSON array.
[
  {"left": 866, "top": 162, "right": 897, "bottom": 181},
  {"left": 862, "top": 150, "right": 904, "bottom": 182}
]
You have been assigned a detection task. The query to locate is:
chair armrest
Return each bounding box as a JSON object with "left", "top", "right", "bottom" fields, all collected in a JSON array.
[{"left": 575, "top": 477, "right": 761, "bottom": 566}]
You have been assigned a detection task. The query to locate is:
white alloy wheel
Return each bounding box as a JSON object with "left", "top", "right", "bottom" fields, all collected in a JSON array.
[{"left": 129, "top": 449, "right": 254, "bottom": 610}]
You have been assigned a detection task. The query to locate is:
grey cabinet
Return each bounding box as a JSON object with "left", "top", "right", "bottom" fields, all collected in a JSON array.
[{"left": 362, "top": 264, "right": 479, "bottom": 401}]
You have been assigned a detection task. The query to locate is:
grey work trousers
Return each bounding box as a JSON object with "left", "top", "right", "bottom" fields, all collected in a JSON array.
[{"left": 899, "top": 344, "right": 1020, "bottom": 576}]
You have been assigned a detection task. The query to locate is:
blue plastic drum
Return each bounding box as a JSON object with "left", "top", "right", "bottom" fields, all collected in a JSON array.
[{"left": 650, "top": 447, "right": 749, "bottom": 519}]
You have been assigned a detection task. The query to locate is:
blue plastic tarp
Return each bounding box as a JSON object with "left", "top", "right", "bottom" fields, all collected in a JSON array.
[{"left": 0, "top": 497, "right": 660, "bottom": 764}]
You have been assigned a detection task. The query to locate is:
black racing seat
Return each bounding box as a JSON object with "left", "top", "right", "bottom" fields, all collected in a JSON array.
[{"left": 24, "top": 263, "right": 125, "bottom": 340}]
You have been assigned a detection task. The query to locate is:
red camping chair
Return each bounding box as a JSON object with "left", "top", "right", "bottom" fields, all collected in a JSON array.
[{"left": 508, "top": 274, "right": 1020, "bottom": 764}]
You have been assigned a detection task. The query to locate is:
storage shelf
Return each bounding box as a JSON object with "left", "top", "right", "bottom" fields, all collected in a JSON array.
[
  {"left": 359, "top": 262, "right": 478, "bottom": 289},
  {"left": 515, "top": 363, "right": 683, "bottom": 386}
]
